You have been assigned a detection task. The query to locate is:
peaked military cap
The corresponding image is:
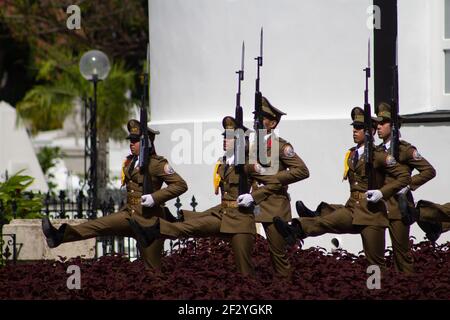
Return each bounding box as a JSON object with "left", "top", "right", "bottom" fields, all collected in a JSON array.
[
  {"left": 126, "top": 119, "right": 160, "bottom": 140},
  {"left": 375, "top": 102, "right": 400, "bottom": 122},
  {"left": 350, "top": 107, "right": 377, "bottom": 128},
  {"left": 350, "top": 107, "right": 365, "bottom": 126},
  {"left": 259, "top": 96, "right": 286, "bottom": 121},
  {"left": 221, "top": 116, "right": 252, "bottom": 136}
]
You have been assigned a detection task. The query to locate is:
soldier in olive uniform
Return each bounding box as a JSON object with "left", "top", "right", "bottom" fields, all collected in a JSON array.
[
  {"left": 251, "top": 96, "right": 310, "bottom": 278},
  {"left": 42, "top": 119, "right": 188, "bottom": 270},
  {"left": 274, "top": 107, "right": 411, "bottom": 268},
  {"left": 375, "top": 102, "right": 436, "bottom": 273},
  {"left": 128, "top": 116, "right": 283, "bottom": 276}
]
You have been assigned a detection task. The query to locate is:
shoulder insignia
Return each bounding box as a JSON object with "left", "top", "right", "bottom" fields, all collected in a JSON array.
[
  {"left": 121, "top": 159, "right": 129, "bottom": 186},
  {"left": 163, "top": 163, "right": 175, "bottom": 175},
  {"left": 283, "top": 145, "right": 295, "bottom": 158},
  {"left": 385, "top": 154, "right": 397, "bottom": 167},
  {"left": 412, "top": 149, "right": 422, "bottom": 161},
  {"left": 343, "top": 150, "right": 351, "bottom": 180},
  {"left": 213, "top": 160, "right": 221, "bottom": 195}
]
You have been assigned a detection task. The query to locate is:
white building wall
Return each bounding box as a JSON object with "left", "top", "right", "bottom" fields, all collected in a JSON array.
[
  {"left": 0, "top": 101, "right": 48, "bottom": 192},
  {"left": 148, "top": 0, "right": 450, "bottom": 253}
]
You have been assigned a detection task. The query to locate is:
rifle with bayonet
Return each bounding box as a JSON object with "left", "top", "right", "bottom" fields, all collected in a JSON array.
[
  {"left": 234, "top": 42, "right": 250, "bottom": 196},
  {"left": 363, "top": 39, "right": 374, "bottom": 190},
  {"left": 253, "top": 27, "right": 270, "bottom": 167},
  {"left": 390, "top": 37, "right": 400, "bottom": 161},
  {"left": 139, "top": 43, "right": 154, "bottom": 214}
]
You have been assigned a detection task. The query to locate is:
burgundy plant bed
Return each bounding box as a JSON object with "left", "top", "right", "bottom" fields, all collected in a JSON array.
[{"left": 0, "top": 236, "right": 448, "bottom": 300}]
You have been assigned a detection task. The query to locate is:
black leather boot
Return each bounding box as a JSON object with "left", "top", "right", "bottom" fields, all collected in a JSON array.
[
  {"left": 418, "top": 220, "right": 442, "bottom": 242},
  {"left": 273, "top": 217, "right": 305, "bottom": 246},
  {"left": 295, "top": 201, "right": 318, "bottom": 217},
  {"left": 128, "top": 218, "right": 161, "bottom": 248},
  {"left": 41, "top": 217, "right": 65, "bottom": 248}
]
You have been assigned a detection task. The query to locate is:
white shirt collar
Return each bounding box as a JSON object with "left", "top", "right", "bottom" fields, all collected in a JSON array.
[
  {"left": 384, "top": 140, "right": 391, "bottom": 150},
  {"left": 356, "top": 145, "right": 365, "bottom": 158},
  {"left": 225, "top": 155, "right": 235, "bottom": 165}
]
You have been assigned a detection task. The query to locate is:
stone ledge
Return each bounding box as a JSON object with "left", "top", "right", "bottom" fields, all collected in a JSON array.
[{"left": 2, "top": 219, "right": 96, "bottom": 260}]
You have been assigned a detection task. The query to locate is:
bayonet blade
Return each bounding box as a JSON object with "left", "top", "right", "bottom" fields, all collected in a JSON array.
[{"left": 260, "top": 27, "right": 263, "bottom": 66}]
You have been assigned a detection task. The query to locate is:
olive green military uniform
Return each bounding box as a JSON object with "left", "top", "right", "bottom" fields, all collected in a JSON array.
[
  {"left": 296, "top": 108, "right": 411, "bottom": 267},
  {"left": 375, "top": 103, "right": 436, "bottom": 273},
  {"left": 155, "top": 117, "right": 282, "bottom": 276},
  {"left": 443, "top": 222, "right": 450, "bottom": 233},
  {"left": 252, "top": 135, "right": 309, "bottom": 277},
  {"left": 379, "top": 141, "right": 435, "bottom": 273},
  {"left": 416, "top": 201, "right": 450, "bottom": 223},
  {"left": 60, "top": 120, "right": 188, "bottom": 270},
  {"left": 159, "top": 161, "right": 280, "bottom": 275},
  {"left": 251, "top": 97, "right": 310, "bottom": 278}
]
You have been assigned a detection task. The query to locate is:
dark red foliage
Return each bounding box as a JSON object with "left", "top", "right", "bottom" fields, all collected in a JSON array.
[{"left": 0, "top": 236, "right": 448, "bottom": 300}]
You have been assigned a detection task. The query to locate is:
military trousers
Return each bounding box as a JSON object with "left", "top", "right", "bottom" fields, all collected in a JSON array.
[
  {"left": 443, "top": 222, "right": 450, "bottom": 233},
  {"left": 388, "top": 219, "right": 414, "bottom": 274},
  {"left": 418, "top": 202, "right": 450, "bottom": 223},
  {"left": 261, "top": 222, "right": 292, "bottom": 279},
  {"left": 300, "top": 207, "right": 386, "bottom": 268},
  {"left": 159, "top": 214, "right": 255, "bottom": 276},
  {"left": 62, "top": 210, "right": 164, "bottom": 270}
]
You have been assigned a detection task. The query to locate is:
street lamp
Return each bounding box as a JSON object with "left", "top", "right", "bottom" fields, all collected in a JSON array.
[{"left": 79, "top": 50, "right": 110, "bottom": 219}]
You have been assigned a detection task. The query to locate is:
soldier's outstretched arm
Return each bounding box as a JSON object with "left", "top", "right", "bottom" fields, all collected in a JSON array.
[
  {"left": 274, "top": 143, "right": 309, "bottom": 186},
  {"left": 150, "top": 157, "right": 188, "bottom": 205},
  {"left": 402, "top": 144, "right": 436, "bottom": 191}
]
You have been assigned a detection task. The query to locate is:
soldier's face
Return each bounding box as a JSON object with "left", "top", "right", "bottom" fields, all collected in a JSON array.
[
  {"left": 130, "top": 139, "right": 140, "bottom": 155},
  {"left": 352, "top": 126, "right": 365, "bottom": 145},
  {"left": 377, "top": 121, "right": 391, "bottom": 140},
  {"left": 223, "top": 138, "right": 234, "bottom": 152},
  {"left": 262, "top": 117, "right": 278, "bottom": 130}
]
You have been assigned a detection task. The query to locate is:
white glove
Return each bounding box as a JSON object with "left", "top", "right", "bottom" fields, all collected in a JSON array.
[
  {"left": 365, "top": 190, "right": 383, "bottom": 203},
  {"left": 141, "top": 194, "right": 155, "bottom": 207},
  {"left": 397, "top": 185, "right": 410, "bottom": 195},
  {"left": 237, "top": 194, "right": 254, "bottom": 207}
]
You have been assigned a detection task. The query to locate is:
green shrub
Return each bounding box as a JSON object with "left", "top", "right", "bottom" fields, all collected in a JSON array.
[{"left": 0, "top": 170, "right": 43, "bottom": 225}]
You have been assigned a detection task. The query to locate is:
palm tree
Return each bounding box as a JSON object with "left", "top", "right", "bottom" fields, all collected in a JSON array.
[{"left": 16, "top": 49, "right": 137, "bottom": 201}]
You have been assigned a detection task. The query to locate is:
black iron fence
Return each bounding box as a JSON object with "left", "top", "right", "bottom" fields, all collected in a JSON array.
[{"left": 0, "top": 190, "right": 200, "bottom": 264}]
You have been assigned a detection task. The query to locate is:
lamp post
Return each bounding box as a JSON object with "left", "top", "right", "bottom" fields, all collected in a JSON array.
[{"left": 79, "top": 50, "right": 110, "bottom": 219}]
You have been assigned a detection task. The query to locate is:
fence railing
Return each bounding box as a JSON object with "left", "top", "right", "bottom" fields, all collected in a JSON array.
[{"left": 0, "top": 190, "right": 200, "bottom": 264}]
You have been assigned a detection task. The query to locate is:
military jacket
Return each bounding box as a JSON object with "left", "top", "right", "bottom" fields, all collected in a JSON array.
[
  {"left": 251, "top": 135, "right": 310, "bottom": 222},
  {"left": 381, "top": 140, "right": 436, "bottom": 220},
  {"left": 206, "top": 158, "right": 283, "bottom": 234},
  {"left": 343, "top": 145, "right": 411, "bottom": 226},
  {"left": 122, "top": 154, "right": 188, "bottom": 218}
]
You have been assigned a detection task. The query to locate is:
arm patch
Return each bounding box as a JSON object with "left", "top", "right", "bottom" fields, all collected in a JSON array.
[
  {"left": 412, "top": 149, "right": 422, "bottom": 160},
  {"left": 283, "top": 145, "right": 295, "bottom": 158},
  {"left": 164, "top": 163, "right": 175, "bottom": 174}
]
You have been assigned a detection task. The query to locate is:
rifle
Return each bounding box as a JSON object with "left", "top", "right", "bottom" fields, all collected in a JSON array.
[
  {"left": 139, "top": 43, "right": 154, "bottom": 207},
  {"left": 363, "top": 39, "right": 374, "bottom": 190},
  {"left": 234, "top": 42, "right": 250, "bottom": 195},
  {"left": 390, "top": 36, "right": 400, "bottom": 161},
  {"left": 253, "top": 27, "right": 269, "bottom": 167}
]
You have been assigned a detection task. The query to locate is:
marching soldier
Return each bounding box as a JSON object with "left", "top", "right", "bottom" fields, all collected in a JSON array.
[
  {"left": 375, "top": 102, "right": 436, "bottom": 273},
  {"left": 41, "top": 119, "right": 188, "bottom": 270},
  {"left": 128, "top": 116, "right": 283, "bottom": 276},
  {"left": 273, "top": 107, "right": 411, "bottom": 268},
  {"left": 251, "top": 96, "right": 310, "bottom": 278}
]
